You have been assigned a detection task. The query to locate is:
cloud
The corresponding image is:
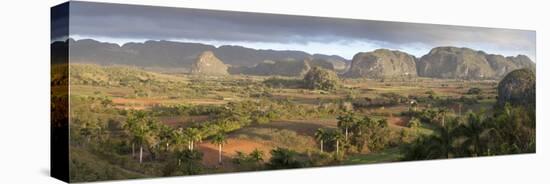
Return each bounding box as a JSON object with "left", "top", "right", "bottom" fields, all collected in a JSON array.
[{"left": 66, "top": 1, "right": 536, "bottom": 60}]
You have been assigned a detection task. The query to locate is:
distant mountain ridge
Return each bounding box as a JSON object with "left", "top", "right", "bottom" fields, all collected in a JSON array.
[
  {"left": 59, "top": 38, "right": 349, "bottom": 71},
  {"left": 52, "top": 39, "right": 535, "bottom": 79}
]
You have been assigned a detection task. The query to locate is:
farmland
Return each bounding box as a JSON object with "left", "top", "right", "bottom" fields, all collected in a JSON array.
[{"left": 61, "top": 64, "right": 535, "bottom": 182}]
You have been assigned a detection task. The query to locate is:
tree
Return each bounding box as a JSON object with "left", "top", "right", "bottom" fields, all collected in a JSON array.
[
  {"left": 79, "top": 122, "right": 94, "bottom": 143},
  {"left": 123, "top": 111, "right": 154, "bottom": 163},
  {"left": 455, "top": 113, "right": 486, "bottom": 156},
  {"left": 314, "top": 128, "right": 327, "bottom": 152},
  {"left": 490, "top": 104, "right": 535, "bottom": 154},
  {"left": 175, "top": 149, "right": 203, "bottom": 175},
  {"left": 122, "top": 111, "right": 141, "bottom": 158},
  {"left": 467, "top": 87, "right": 482, "bottom": 95},
  {"left": 158, "top": 125, "right": 173, "bottom": 151},
  {"left": 409, "top": 100, "right": 418, "bottom": 112},
  {"left": 133, "top": 121, "right": 153, "bottom": 164},
  {"left": 303, "top": 66, "right": 339, "bottom": 91},
  {"left": 337, "top": 111, "right": 357, "bottom": 140},
  {"left": 184, "top": 128, "right": 202, "bottom": 151},
  {"left": 171, "top": 128, "right": 188, "bottom": 153},
  {"left": 351, "top": 117, "right": 391, "bottom": 152},
  {"left": 267, "top": 147, "right": 303, "bottom": 169},
  {"left": 211, "top": 132, "right": 228, "bottom": 165},
  {"left": 326, "top": 130, "right": 344, "bottom": 156},
  {"left": 408, "top": 117, "right": 421, "bottom": 129},
  {"left": 437, "top": 108, "right": 450, "bottom": 127},
  {"left": 402, "top": 126, "right": 455, "bottom": 161},
  {"left": 402, "top": 104, "right": 535, "bottom": 160},
  {"left": 122, "top": 110, "right": 163, "bottom": 163}
]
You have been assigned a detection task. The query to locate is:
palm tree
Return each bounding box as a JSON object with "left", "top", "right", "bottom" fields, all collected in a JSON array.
[
  {"left": 175, "top": 149, "right": 204, "bottom": 175},
  {"left": 314, "top": 128, "right": 327, "bottom": 152},
  {"left": 171, "top": 128, "right": 188, "bottom": 152},
  {"left": 426, "top": 127, "right": 453, "bottom": 159},
  {"left": 409, "top": 100, "right": 418, "bottom": 112},
  {"left": 267, "top": 148, "right": 301, "bottom": 169},
  {"left": 158, "top": 125, "right": 173, "bottom": 151},
  {"left": 456, "top": 113, "right": 486, "bottom": 156},
  {"left": 123, "top": 113, "right": 140, "bottom": 158},
  {"left": 211, "top": 132, "right": 228, "bottom": 165},
  {"left": 184, "top": 128, "right": 202, "bottom": 151},
  {"left": 330, "top": 130, "right": 344, "bottom": 156},
  {"left": 133, "top": 122, "right": 152, "bottom": 164},
  {"left": 127, "top": 111, "right": 158, "bottom": 164},
  {"left": 337, "top": 111, "right": 357, "bottom": 140},
  {"left": 437, "top": 108, "right": 449, "bottom": 127},
  {"left": 79, "top": 122, "right": 93, "bottom": 143}
]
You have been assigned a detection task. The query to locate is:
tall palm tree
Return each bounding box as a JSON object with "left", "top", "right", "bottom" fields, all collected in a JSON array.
[
  {"left": 123, "top": 113, "right": 140, "bottom": 158},
  {"left": 330, "top": 130, "right": 344, "bottom": 156},
  {"left": 171, "top": 128, "right": 189, "bottom": 165},
  {"left": 127, "top": 111, "right": 158, "bottom": 164},
  {"left": 437, "top": 108, "right": 449, "bottom": 127},
  {"left": 132, "top": 122, "right": 153, "bottom": 164},
  {"left": 175, "top": 149, "right": 204, "bottom": 175},
  {"left": 337, "top": 111, "right": 357, "bottom": 140},
  {"left": 211, "top": 132, "right": 228, "bottom": 165},
  {"left": 184, "top": 128, "right": 202, "bottom": 151},
  {"left": 314, "top": 128, "right": 327, "bottom": 152},
  {"left": 425, "top": 127, "right": 452, "bottom": 159},
  {"left": 158, "top": 125, "right": 173, "bottom": 151},
  {"left": 410, "top": 100, "right": 418, "bottom": 112},
  {"left": 456, "top": 113, "right": 486, "bottom": 156},
  {"left": 171, "top": 128, "right": 188, "bottom": 152},
  {"left": 79, "top": 122, "right": 93, "bottom": 143}
]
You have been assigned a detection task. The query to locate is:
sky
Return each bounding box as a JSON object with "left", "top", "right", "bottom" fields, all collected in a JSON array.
[{"left": 53, "top": 1, "right": 536, "bottom": 61}]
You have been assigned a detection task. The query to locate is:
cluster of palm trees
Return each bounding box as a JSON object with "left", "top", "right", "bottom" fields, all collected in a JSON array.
[
  {"left": 403, "top": 104, "right": 536, "bottom": 160},
  {"left": 121, "top": 111, "right": 229, "bottom": 166},
  {"left": 233, "top": 149, "right": 265, "bottom": 170},
  {"left": 410, "top": 107, "right": 450, "bottom": 127},
  {"left": 314, "top": 128, "right": 343, "bottom": 155},
  {"left": 122, "top": 111, "right": 158, "bottom": 164},
  {"left": 315, "top": 111, "right": 392, "bottom": 157}
]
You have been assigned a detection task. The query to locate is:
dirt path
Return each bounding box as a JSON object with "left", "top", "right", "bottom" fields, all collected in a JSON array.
[
  {"left": 197, "top": 138, "right": 273, "bottom": 167},
  {"left": 387, "top": 116, "right": 409, "bottom": 128}
]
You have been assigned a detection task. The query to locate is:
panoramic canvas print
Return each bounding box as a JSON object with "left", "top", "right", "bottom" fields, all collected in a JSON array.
[{"left": 51, "top": 1, "right": 536, "bottom": 182}]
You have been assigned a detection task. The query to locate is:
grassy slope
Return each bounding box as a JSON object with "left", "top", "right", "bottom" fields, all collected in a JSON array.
[
  {"left": 344, "top": 147, "right": 403, "bottom": 165},
  {"left": 69, "top": 147, "right": 147, "bottom": 182}
]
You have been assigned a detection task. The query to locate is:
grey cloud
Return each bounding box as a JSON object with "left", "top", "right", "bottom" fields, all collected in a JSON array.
[{"left": 67, "top": 1, "right": 535, "bottom": 59}]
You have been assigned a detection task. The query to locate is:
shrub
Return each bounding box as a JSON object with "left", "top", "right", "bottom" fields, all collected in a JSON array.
[
  {"left": 267, "top": 147, "right": 307, "bottom": 169},
  {"left": 466, "top": 87, "right": 482, "bottom": 95}
]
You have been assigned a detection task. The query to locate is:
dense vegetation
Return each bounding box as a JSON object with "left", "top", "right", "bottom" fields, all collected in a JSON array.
[{"left": 402, "top": 104, "right": 535, "bottom": 160}]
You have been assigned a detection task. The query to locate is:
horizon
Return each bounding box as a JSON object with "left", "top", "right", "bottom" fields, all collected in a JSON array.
[{"left": 59, "top": 36, "right": 536, "bottom": 62}]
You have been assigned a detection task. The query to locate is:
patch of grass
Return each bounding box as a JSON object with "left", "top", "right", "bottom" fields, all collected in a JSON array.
[
  {"left": 69, "top": 147, "right": 147, "bottom": 182},
  {"left": 343, "top": 147, "right": 403, "bottom": 165},
  {"left": 231, "top": 127, "right": 316, "bottom": 152}
]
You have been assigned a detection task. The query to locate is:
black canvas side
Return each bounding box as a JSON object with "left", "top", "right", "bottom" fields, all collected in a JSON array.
[{"left": 51, "top": 2, "right": 70, "bottom": 183}]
